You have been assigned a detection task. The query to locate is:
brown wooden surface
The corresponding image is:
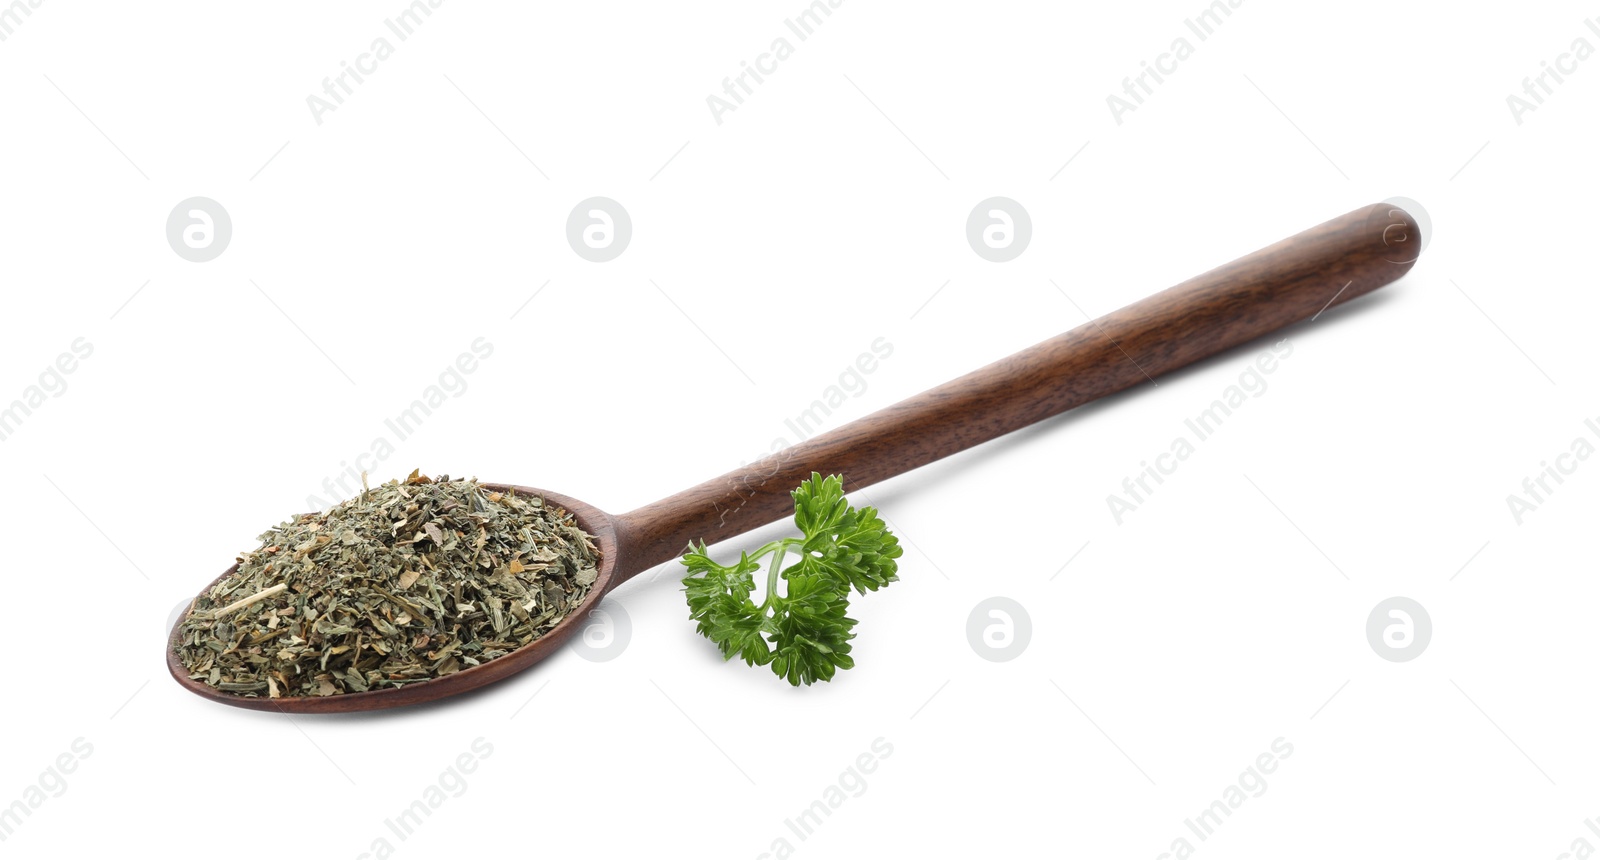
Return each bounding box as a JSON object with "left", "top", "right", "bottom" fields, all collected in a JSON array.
[
  {"left": 613, "top": 201, "right": 1420, "bottom": 577},
  {"left": 169, "top": 201, "right": 1420, "bottom": 712}
]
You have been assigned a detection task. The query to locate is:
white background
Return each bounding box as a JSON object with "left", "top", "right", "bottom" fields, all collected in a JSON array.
[{"left": 2, "top": 1, "right": 1596, "bottom": 857}]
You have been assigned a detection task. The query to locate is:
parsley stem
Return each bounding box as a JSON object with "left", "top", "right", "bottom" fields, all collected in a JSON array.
[
  {"left": 678, "top": 474, "right": 902, "bottom": 686},
  {"left": 762, "top": 542, "right": 787, "bottom": 615},
  {"left": 754, "top": 538, "right": 805, "bottom": 614}
]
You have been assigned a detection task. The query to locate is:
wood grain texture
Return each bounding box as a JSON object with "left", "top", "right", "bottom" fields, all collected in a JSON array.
[{"left": 613, "top": 202, "right": 1421, "bottom": 577}]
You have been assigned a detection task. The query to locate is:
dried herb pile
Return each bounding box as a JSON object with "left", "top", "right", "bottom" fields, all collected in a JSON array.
[{"left": 174, "top": 471, "right": 599, "bottom": 698}]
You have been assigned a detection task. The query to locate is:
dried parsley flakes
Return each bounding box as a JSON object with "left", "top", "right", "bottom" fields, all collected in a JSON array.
[{"left": 174, "top": 471, "right": 599, "bottom": 698}]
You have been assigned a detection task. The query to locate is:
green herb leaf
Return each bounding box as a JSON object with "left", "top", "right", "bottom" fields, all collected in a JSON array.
[{"left": 679, "top": 473, "right": 901, "bottom": 686}]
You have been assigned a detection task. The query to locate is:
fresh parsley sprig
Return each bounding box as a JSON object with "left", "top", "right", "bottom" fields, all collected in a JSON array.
[{"left": 680, "top": 473, "right": 902, "bottom": 686}]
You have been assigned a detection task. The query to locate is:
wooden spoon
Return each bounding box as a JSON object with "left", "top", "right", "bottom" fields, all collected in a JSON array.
[{"left": 168, "top": 202, "right": 1422, "bottom": 713}]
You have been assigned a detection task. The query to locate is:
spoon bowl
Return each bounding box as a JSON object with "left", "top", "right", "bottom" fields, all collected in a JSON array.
[
  {"left": 166, "top": 485, "right": 626, "bottom": 714},
  {"left": 168, "top": 202, "right": 1424, "bottom": 713}
]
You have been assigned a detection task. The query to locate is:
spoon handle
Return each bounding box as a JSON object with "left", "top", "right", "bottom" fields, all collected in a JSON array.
[{"left": 613, "top": 202, "right": 1421, "bottom": 580}]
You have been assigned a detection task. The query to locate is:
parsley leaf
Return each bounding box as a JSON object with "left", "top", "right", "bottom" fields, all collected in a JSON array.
[{"left": 680, "top": 473, "right": 902, "bottom": 686}]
